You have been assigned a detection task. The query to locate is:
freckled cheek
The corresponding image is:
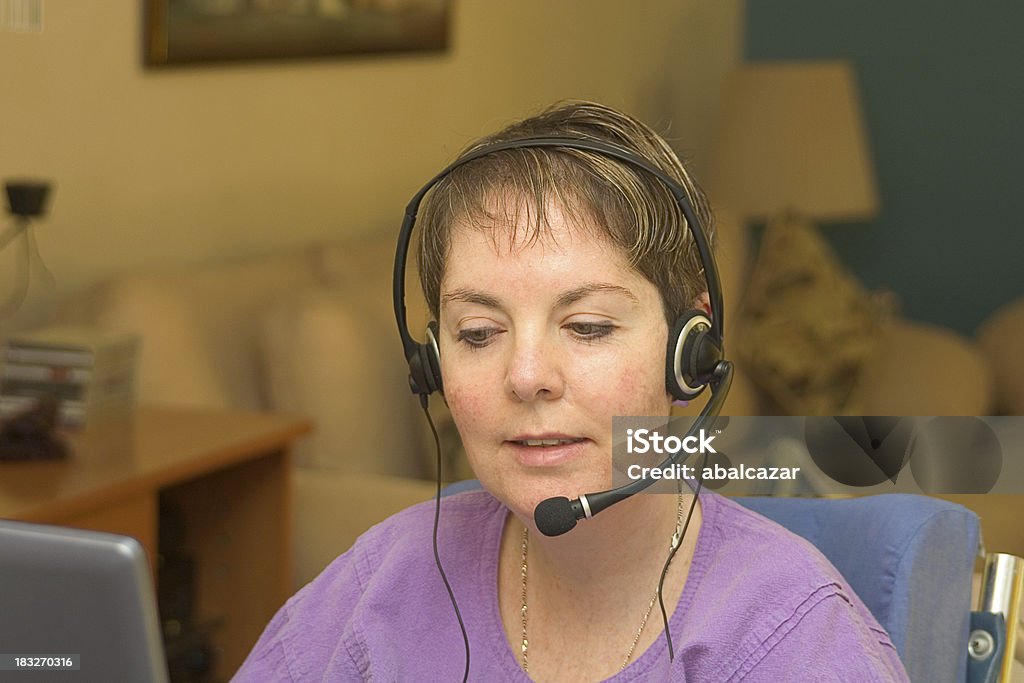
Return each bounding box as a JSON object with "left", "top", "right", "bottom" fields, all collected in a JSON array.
[
  {"left": 443, "top": 382, "right": 494, "bottom": 433},
  {"left": 600, "top": 371, "right": 657, "bottom": 415},
  {"left": 586, "top": 350, "right": 667, "bottom": 416}
]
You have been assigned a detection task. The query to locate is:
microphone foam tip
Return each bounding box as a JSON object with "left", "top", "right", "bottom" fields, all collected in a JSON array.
[{"left": 534, "top": 497, "right": 578, "bottom": 537}]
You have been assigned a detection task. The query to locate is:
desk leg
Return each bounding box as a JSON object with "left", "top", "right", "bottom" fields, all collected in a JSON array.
[{"left": 161, "top": 448, "right": 292, "bottom": 680}]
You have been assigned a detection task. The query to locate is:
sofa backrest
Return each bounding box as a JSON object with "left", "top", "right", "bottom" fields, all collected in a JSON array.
[{"left": 57, "top": 250, "right": 321, "bottom": 411}]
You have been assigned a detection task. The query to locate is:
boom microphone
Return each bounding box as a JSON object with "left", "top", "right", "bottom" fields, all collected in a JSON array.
[{"left": 533, "top": 361, "right": 733, "bottom": 537}]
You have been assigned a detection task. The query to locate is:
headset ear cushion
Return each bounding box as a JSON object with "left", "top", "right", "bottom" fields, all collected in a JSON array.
[
  {"left": 407, "top": 350, "right": 430, "bottom": 396},
  {"left": 666, "top": 310, "right": 715, "bottom": 401},
  {"left": 422, "top": 321, "right": 444, "bottom": 395}
]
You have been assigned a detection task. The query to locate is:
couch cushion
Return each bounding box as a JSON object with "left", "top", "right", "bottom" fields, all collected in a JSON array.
[
  {"left": 56, "top": 250, "right": 320, "bottom": 411},
  {"left": 56, "top": 276, "right": 233, "bottom": 409},
  {"left": 259, "top": 286, "right": 426, "bottom": 478},
  {"left": 856, "top": 319, "right": 993, "bottom": 416},
  {"left": 313, "top": 236, "right": 467, "bottom": 477},
  {"left": 977, "top": 297, "right": 1024, "bottom": 415},
  {"left": 312, "top": 234, "right": 432, "bottom": 336},
  {"left": 292, "top": 469, "right": 435, "bottom": 589}
]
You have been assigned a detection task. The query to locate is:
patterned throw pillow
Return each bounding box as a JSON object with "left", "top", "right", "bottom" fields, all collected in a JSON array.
[{"left": 733, "top": 214, "right": 888, "bottom": 415}]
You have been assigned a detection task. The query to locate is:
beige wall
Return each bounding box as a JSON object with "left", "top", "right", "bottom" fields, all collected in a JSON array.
[{"left": 0, "top": 1, "right": 740, "bottom": 330}]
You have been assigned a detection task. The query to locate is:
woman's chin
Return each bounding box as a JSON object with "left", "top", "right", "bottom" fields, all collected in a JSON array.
[{"left": 489, "top": 475, "right": 611, "bottom": 528}]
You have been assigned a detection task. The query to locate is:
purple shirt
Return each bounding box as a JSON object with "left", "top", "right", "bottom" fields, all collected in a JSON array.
[{"left": 234, "top": 490, "right": 909, "bottom": 681}]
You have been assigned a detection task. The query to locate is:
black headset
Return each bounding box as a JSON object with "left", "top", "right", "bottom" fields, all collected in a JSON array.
[
  {"left": 395, "top": 137, "right": 733, "bottom": 679},
  {"left": 393, "top": 136, "right": 727, "bottom": 404}
]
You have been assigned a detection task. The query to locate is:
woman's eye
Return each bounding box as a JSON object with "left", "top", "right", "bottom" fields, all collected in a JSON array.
[
  {"left": 566, "top": 322, "right": 616, "bottom": 341},
  {"left": 457, "top": 327, "right": 499, "bottom": 348}
]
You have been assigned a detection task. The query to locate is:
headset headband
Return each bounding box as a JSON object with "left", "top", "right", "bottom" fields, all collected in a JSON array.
[{"left": 394, "top": 137, "right": 723, "bottom": 359}]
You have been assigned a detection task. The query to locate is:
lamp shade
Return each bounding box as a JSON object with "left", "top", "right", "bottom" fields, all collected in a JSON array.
[{"left": 708, "top": 61, "right": 879, "bottom": 222}]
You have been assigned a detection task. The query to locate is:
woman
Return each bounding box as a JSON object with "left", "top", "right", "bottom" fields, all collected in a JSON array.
[{"left": 234, "top": 102, "right": 909, "bottom": 681}]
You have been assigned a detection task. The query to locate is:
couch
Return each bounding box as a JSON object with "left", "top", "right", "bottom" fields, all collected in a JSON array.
[
  {"left": 978, "top": 296, "right": 1024, "bottom": 416},
  {"left": 50, "top": 211, "right": 997, "bottom": 590}
]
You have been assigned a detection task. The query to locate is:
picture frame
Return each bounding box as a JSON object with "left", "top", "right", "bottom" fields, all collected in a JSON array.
[{"left": 144, "top": 0, "right": 451, "bottom": 67}]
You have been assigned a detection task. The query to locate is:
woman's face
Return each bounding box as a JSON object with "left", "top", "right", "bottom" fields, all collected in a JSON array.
[{"left": 438, "top": 201, "right": 673, "bottom": 522}]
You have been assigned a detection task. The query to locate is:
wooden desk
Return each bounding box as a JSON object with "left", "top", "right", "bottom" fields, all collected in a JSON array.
[{"left": 0, "top": 405, "right": 312, "bottom": 680}]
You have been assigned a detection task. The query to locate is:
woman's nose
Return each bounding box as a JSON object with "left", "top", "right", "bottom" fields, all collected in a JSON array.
[{"left": 504, "top": 333, "right": 565, "bottom": 402}]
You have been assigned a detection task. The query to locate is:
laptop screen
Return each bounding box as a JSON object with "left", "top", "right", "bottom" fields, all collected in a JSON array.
[{"left": 0, "top": 519, "right": 169, "bottom": 683}]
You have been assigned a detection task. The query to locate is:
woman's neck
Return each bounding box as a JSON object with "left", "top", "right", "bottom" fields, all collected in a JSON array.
[
  {"left": 498, "top": 491, "right": 702, "bottom": 681},
  {"left": 523, "top": 491, "right": 696, "bottom": 589}
]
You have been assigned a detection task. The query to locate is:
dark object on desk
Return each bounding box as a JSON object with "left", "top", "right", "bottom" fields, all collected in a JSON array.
[{"left": 0, "top": 394, "right": 69, "bottom": 461}]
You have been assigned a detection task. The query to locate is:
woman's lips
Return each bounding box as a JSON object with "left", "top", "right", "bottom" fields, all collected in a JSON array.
[{"left": 505, "top": 437, "right": 590, "bottom": 467}]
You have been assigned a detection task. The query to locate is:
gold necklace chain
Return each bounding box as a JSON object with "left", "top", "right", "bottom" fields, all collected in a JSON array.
[{"left": 519, "top": 492, "right": 685, "bottom": 674}]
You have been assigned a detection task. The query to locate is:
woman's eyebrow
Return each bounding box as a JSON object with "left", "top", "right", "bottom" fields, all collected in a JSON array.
[
  {"left": 555, "top": 283, "right": 639, "bottom": 308},
  {"left": 441, "top": 283, "right": 638, "bottom": 310},
  {"left": 441, "top": 288, "right": 503, "bottom": 308}
]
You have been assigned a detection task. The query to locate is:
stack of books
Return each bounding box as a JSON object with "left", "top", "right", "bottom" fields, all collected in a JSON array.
[{"left": 0, "top": 326, "right": 140, "bottom": 428}]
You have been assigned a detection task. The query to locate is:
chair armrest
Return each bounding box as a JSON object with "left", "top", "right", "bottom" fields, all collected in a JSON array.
[{"left": 972, "top": 553, "right": 1024, "bottom": 682}]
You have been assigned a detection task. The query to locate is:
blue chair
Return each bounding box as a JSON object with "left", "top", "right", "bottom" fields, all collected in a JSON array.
[
  {"left": 442, "top": 483, "right": 993, "bottom": 681},
  {"left": 738, "top": 495, "right": 980, "bottom": 683}
]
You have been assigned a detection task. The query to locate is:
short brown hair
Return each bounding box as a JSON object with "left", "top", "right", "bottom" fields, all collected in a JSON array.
[{"left": 416, "top": 100, "right": 715, "bottom": 323}]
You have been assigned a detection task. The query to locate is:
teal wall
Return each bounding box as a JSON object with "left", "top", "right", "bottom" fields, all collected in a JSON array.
[{"left": 745, "top": 1, "right": 1023, "bottom": 335}]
